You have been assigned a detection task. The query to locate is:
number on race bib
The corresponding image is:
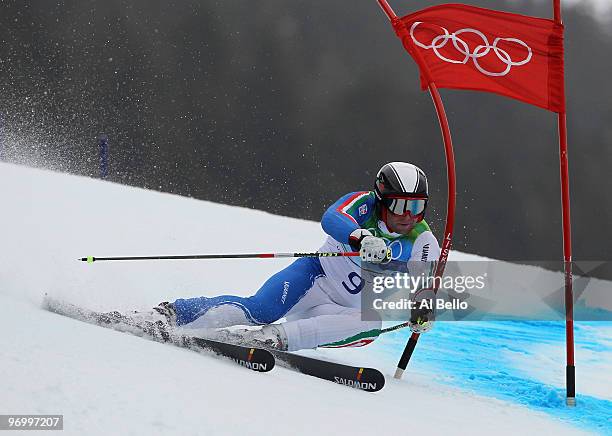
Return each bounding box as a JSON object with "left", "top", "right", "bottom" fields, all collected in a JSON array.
[{"left": 342, "top": 272, "right": 364, "bottom": 294}]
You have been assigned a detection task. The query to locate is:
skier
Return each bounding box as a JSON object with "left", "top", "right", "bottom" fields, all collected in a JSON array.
[{"left": 146, "top": 162, "right": 440, "bottom": 351}]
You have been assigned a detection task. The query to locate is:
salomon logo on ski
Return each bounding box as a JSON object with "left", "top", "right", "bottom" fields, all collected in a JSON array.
[
  {"left": 333, "top": 376, "right": 378, "bottom": 391},
  {"left": 232, "top": 358, "right": 268, "bottom": 371}
]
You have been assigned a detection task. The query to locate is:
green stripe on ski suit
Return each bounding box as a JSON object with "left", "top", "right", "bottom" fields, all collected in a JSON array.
[
  {"left": 375, "top": 220, "right": 430, "bottom": 243},
  {"left": 320, "top": 328, "right": 381, "bottom": 348}
]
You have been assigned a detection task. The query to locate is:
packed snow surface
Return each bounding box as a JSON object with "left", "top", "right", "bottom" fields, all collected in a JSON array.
[{"left": 1, "top": 163, "right": 610, "bottom": 435}]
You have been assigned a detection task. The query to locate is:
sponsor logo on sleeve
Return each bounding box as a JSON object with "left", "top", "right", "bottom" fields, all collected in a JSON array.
[{"left": 421, "top": 243, "right": 430, "bottom": 261}]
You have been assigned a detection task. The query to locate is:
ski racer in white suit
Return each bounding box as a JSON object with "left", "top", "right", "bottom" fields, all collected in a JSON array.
[{"left": 153, "top": 162, "right": 440, "bottom": 351}]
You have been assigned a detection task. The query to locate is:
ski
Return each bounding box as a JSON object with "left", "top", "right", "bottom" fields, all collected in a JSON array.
[
  {"left": 272, "top": 351, "right": 385, "bottom": 392},
  {"left": 42, "top": 297, "right": 384, "bottom": 388},
  {"left": 42, "top": 296, "right": 275, "bottom": 373}
]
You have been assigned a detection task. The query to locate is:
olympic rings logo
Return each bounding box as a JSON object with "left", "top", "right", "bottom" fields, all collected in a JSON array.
[
  {"left": 387, "top": 239, "right": 403, "bottom": 261},
  {"left": 410, "top": 22, "right": 532, "bottom": 77}
]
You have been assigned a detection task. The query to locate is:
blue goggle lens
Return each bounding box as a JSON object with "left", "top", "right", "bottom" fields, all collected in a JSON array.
[{"left": 382, "top": 197, "right": 427, "bottom": 216}]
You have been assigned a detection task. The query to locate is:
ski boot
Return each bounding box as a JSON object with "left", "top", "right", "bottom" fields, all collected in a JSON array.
[{"left": 210, "top": 324, "right": 288, "bottom": 351}]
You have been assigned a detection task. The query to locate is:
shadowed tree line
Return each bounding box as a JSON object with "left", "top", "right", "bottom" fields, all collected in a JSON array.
[{"left": 0, "top": 0, "right": 610, "bottom": 275}]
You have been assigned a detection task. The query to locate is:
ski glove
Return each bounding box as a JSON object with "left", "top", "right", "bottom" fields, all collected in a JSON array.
[
  {"left": 409, "top": 289, "right": 435, "bottom": 333},
  {"left": 349, "top": 229, "right": 391, "bottom": 263},
  {"left": 409, "top": 315, "right": 434, "bottom": 333}
]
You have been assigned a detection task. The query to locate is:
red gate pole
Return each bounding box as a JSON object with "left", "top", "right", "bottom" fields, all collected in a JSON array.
[
  {"left": 376, "top": 0, "right": 457, "bottom": 379},
  {"left": 553, "top": 0, "right": 576, "bottom": 407}
]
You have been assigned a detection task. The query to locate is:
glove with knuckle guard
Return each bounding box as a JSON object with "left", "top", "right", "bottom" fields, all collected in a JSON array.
[
  {"left": 349, "top": 229, "right": 391, "bottom": 263},
  {"left": 409, "top": 312, "right": 434, "bottom": 333},
  {"left": 409, "top": 289, "right": 436, "bottom": 333}
]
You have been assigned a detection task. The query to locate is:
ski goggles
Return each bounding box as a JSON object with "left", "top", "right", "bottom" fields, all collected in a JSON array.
[{"left": 380, "top": 196, "right": 427, "bottom": 216}]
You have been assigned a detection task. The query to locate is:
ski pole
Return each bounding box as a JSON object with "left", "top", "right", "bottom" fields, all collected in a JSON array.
[
  {"left": 79, "top": 251, "right": 359, "bottom": 263},
  {"left": 379, "top": 322, "right": 410, "bottom": 335}
]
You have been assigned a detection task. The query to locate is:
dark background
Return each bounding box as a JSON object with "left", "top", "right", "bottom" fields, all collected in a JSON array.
[{"left": 0, "top": 1, "right": 610, "bottom": 269}]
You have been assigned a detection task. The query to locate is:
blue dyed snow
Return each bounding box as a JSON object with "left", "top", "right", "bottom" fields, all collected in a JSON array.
[{"left": 377, "top": 321, "right": 612, "bottom": 434}]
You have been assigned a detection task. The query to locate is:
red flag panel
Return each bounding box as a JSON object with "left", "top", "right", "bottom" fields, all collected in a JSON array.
[{"left": 398, "top": 3, "right": 565, "bottom": 112}]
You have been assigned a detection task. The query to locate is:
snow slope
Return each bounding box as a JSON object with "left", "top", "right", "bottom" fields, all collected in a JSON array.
[{"left": 1, "top": 162, "right": 609, "bottom": 436}]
